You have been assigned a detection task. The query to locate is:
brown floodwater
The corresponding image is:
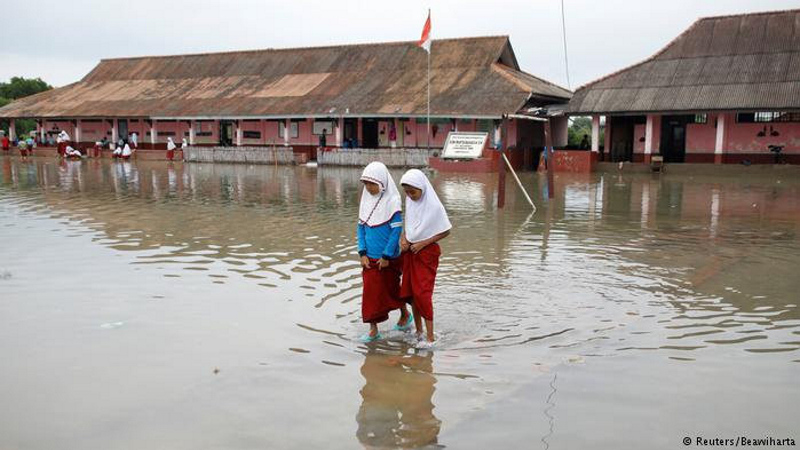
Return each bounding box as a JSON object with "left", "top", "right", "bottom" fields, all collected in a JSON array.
[{"left": 1, "top": 157, "right": 798, "bottom": 449}]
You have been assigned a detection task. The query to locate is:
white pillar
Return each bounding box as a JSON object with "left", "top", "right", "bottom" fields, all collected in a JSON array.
[
  {"left": 40, "top": 120, "right": 46, "bottom": 143},
  {"left": 111, "top": 119, "right": 118, "bottom": 144},
  {"left": 150, "top": 120, "right": 157, "bottom": 146},
  {"left": 591, "top": 115, "right": 600, "bottom": 153},
  {"left": 336, "top": 117, "right": 343, "bottom": 147},
  {"left": 284, "top": 119, "right": 290, "bottom": 146},
  {"left": 714, "top": 113, "right": 725, "bottom": 164},
  {"left": 75, "top": 119, "right": 82, "bottom": 144},
  {"left": 644, "top": 114, "right": 655, "bottom": 156},
  {"left": 189, "top": 120, "right": 196, "bottom": 145},
  {"left": 236, "top": 120, "right": 242, "bottom": 146}
]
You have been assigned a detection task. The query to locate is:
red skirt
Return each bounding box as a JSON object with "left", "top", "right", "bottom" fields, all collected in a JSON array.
[
  {"left": 20, "top": 149, "right": 29, "bottom": 157},
  {"left": 57, "top": 141, "right": 67, "bottom": 156},
  {"left": 362, "top": 257, "right": 404, "bottom": 323},
  {"left": 166, "top": 149, "right": 175, "bottom": 160},
  {"left": 399, "top": 243, "right": 441, "bottom": 321}
]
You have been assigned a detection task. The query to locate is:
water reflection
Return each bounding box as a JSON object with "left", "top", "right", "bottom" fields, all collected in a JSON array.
[{"left": 356, "top": 350, "right": 441, "bottom": 449}]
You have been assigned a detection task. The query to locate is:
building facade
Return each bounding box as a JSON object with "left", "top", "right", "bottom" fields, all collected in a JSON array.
[{"left": 568, "top": 9, "right": 800, "bottom": 165}]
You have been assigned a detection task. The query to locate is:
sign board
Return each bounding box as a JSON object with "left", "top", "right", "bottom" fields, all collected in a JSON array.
[{"left": 441, "top": 132, "right": 488, "bottom": 160}]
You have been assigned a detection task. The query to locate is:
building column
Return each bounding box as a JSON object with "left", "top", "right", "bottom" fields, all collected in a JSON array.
[
  {"left": 111, "top": 118, "right": 118, "bottom": 144},
  {"left": 40, "top": 120, "right": 46, "bottom": 143},
  {"left": 284, "top": 119, "right": 290, "bottom": 146},
  {"left": 591, "top": 115, "right": 600, "bottom": 153},
  {"left": 236, "top": 120, "right": 242, "bottom": 146},
  {"left": 336, "top": 117, "right": 343, "bottom": 147},
  {"left": 8, "top": 119, "right": 16, "bottom": 142},
  {"left": 75, "top": 119, "right": 82, "bottom": 144},
  {"left": 150, "top": 120, "right": 157, "bottom": 147},
  {"left": 189, "top": 120, "right": 196, "bottom": 145},
  {"left": 714, "top": 113, "right": 726, "bottom": 164},
  {"left": 644, "top": 114, "right": 655, "bottom": 164}
]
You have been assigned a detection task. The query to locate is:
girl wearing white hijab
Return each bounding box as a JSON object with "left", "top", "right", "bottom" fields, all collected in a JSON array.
[
  {"left": 121, "top": 143, "right": 133, "bottom": 159},
  {"left": 399, "top": 169, "right": 451, "bottom": 348},
  {"left": 167, "top": 137, "right": 177, "bottom": 161},
  {"left": 357, "top": 162, "right": 412, "bottom": 342}
]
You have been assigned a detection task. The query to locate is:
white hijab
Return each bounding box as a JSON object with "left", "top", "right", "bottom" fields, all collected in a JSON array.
[
  {"left": 122, "top": 144, "right": 132, "bottom": 156},
  {"left": 400, "top": 169, "right": 452, "bottom": 242},
  {"left": 359, "top": 162, "right": 402, "bottom": 227},
  {"left": 167, "top": 137, "right": 176, "bottom": 150},
  {"left": 182, "top": 138, "right": 188, "bottom": 148}
]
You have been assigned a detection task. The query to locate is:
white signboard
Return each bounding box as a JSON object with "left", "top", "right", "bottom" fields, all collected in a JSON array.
[{"left": 441, "top": 132, "right": 488, "bottom": 160}]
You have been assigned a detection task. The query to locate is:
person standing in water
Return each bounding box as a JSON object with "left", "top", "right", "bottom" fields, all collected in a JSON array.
[
  {"left": 399, "top": 169, "right": 451, "bottom": 348},
  {"left": 357, "top": 162, "right": 413, "bottom": 342}
]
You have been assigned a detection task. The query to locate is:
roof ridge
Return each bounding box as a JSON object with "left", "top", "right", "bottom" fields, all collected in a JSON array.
[
  {"left": 695, "top": 7, "right": 800, "bottom": 22},
  {"left": 492, "top": 63, "right": 572, "bottom": 96},
  {"left": 98, "top": 35, "right": 511, "bottom": 62}
]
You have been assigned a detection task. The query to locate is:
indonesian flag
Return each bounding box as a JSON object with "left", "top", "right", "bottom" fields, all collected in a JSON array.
[{"left": 418, "top": 11, "right": 431, "bottom": 53}]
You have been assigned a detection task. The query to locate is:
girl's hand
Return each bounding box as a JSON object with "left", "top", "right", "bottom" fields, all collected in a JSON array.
[
  {"left": 400, "top": 234, "right": 410, "bottom": 252},
  {"left": 360, "top": 256, "right": 371, "bottom": 269},
  {"left": 410, "top": 242, "right": 426, "bottom": 254},
  {"left": 378, "top": 258, "right": 389, "bottom": 270}
]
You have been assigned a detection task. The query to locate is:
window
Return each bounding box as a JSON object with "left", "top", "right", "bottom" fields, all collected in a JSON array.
[
  {"left": 243, "top": 131, "right": 261, "bottom": 139},
  {"left": 313, "top": 120, "right": 333, "bottom": 135},
  {"left": 693, "top": 114, "right": 707, "bottom": 124},
  {"left": 737, "top": 112, "right": 800, "bottom": 123}
]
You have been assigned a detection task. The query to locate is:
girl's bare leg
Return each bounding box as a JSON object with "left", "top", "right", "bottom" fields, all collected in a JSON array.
[
  {"left": 396, "top": 304, "right": 410, "bottom": 326},
  {"left": 411, "top": 303, "right": 423, "bottom": 337},
  {"left": 369, "top": 323, "right": 379, "bottom": 338},
  {"left": 425, "top": 319, "right": 434, "bottom": 343}
]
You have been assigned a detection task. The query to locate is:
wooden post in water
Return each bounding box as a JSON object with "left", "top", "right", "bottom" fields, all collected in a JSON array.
[
  {"left": 497, "top": 116, "right": 508, "bottom": 208},
  {"left": 544, "top": 118, "right": 555, "bottom": 199}
]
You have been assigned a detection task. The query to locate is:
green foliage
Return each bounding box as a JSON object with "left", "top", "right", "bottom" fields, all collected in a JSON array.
[
  {"left": 0, "top": 77, "right": 53, "bottom": 136},
  {"left": 567, "top": 116, "right": 603, "bottom": 149}
]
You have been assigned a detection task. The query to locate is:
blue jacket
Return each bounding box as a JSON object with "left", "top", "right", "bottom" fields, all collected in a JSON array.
[{"left": 357, "top": 211, "right": 403, "bottom": 260}]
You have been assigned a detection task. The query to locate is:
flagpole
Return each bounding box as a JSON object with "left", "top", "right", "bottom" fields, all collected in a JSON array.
[{"left": 427, "top": 8, "right": 431, "bottom": 150}]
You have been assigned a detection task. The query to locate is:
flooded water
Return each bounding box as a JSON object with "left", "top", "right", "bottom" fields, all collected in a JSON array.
[{"left": 1, "top": 157, "right": 798, "bottom": 449}]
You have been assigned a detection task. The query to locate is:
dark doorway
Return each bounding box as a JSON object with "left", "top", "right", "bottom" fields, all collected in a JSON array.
[
  {"left": 609, "top": 116, "right": 642, "bottom": 162},
  {"left": 118, "top": 119, "right": 128, "bottom": 144},
  {"left": 362, "top": 119, "right": 378, "bottom": 148},
  {"left": 343, "top": 118, "right": 358, "bottom": 147},
  {"left": 660, "top": 115, "right": 690, "bottom": 163},
  {"left": 219, "top": 120, "right": 234, "bottom": 146}
]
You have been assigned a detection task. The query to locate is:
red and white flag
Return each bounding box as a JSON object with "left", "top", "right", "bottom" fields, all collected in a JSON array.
[{"left": 418, "top": 11, "right": 431, "bottom": 53}]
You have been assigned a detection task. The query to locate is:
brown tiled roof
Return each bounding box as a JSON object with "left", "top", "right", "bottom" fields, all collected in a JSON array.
[
  {"left": 0, "top": 36, "right": 571, "bottom": 119},
  {"left": 568, "top": 9, "right": 800, "bottom": 114}
]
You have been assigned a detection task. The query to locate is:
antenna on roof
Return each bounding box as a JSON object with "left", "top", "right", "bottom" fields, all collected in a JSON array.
[{"left": 561, "top": 0, "right": 571, "bottom": 90}]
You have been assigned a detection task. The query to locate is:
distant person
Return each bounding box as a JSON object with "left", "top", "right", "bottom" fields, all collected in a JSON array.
[
  {"left": 26, "top": 136, "right": 35, "bottom": 156},
  {"left": 57, "top": 130, "right": 71, "bottom": 156},
  {"left": 356, "top": 162, "right": 411, "bottom": 342},
  {"left": 389, "top": 124, "right": 397, "bottom": 148},
  {"left": 580, "top": 134, "right": 590, "bottom": 150},
  {"left": 319, "top": 129, "right": 327, "bottom": 149},
  {"left": 112, "top": 144, "right": 123, "bottom": 158},
  {"left": 181, "top": 138, "right": 188, "bottom": 149},
  {"left": 65, "top": 145, "right": 82, "bottom": 158},
  {"left": 2, "top": 133, "right": 10, "bottom": 152},
  {"left": 18, "top": 138, "right": 29, "bottom": 160},
  {"left": 130, "top": 132, "right": 138, "bottom": 149},
  {"left": 166, "top": 137, "right": 177, "bottom": 161},
  {"left": 121, "top": 143, "right": 133, "bottom": 160},
  {"left": 399, "top": 169, "right": 452, "bottom": 349}
]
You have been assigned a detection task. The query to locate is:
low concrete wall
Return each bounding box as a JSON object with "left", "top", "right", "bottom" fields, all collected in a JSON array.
[
  {"left": 317, "top": 148, "right": 435, "bottom": 167},
  {"left": 183, "top": 146, "right": 296, "bottom": 164}
]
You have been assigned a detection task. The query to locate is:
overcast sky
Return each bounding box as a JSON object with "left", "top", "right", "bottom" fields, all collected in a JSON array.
[{"left": 2, "top": 0, "right": 798, "bottom": 90}]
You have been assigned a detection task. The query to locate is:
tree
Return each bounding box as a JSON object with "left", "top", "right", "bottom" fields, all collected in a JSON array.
[
  {"left": 567, "top": 116, "right": 603, "bottom": 149},
  {"left": 0, "top": 77, "right": 53, "bottom": 137}
]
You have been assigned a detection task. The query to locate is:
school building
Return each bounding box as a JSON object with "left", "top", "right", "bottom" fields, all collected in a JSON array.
[
  {"left": 0, "top": 36, "right": 571, "bottom": 168},
  {"left": 568, "top": 8, "right": 800, "bottom": 165}
]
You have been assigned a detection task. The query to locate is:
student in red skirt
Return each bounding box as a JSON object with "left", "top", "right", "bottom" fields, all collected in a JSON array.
[
  {"left": 357, "top": 162, "right": 412, "bottom": 342},
  {"left": 399, "top": 169, "right": 452, "bottom": 348}
]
